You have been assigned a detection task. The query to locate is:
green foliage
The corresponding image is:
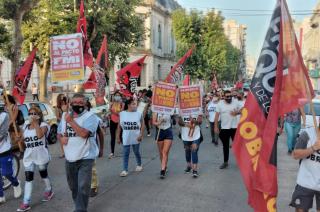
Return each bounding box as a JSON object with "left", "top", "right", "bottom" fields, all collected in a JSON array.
[
  {"left": 0, "top": 22, "right": 12, "bottom": 58},
  {"left": 172, "top": 9, "right": 241, "bottom": 83}
]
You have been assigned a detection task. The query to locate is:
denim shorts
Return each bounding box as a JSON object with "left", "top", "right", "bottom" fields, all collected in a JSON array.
[
  {"left": 156, "top": 128, "right": 173, "bottom": 141},
  {"left": 183, "top": 139, "right": 201, "bottom": 146}
]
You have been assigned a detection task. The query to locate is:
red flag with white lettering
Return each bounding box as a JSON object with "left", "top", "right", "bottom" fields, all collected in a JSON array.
[
  {"left": 76, "top": 0, "right": 93, "bottom": 67},
  {"left": 232, "top": 0, "right": 314, "bottom": 211},
  {"left": 12, "top": 48, "right": 37, "bottom": 104},
  {"left": 116, "top": 56, "right": 146, "bottom": 97}
]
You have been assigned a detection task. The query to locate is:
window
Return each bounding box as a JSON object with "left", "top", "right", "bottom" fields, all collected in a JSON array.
[
  {"left": 158, "top": 64, "right": 161, "bottom": 80},
  {"left": 158, "top": 24, "right": 162, "bottom": 49}
]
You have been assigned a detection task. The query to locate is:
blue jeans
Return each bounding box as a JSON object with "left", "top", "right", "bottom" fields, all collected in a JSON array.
[
  {"left": 183, "top": 139, "right": 201, "bottom": 164},
  {"left": 123, "top": 144, "right": 142, "bottom": 172},
  {"left": 65, "top": 159, "right": 94, "bottom": 212},
  {"left": 0, "top": 153, "right": 19, "bottom": 197},
  {"left": 284, "top": 122, "right": 301, "bottom": 151}
]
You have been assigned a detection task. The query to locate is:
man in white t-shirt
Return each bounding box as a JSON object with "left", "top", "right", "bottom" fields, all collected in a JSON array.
[
  {"left": 214, "top": 90, "right": 242, "bottom": 169},
  {"left": 206, "top": 93, "right": 220, "bottom": 145},
  {"left": 290, "top": 126, "right": 320, "bottom": 212}
]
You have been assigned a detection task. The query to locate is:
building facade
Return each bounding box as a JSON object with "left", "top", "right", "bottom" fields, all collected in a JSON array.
[
  {"left": 111, "top": 0, "right": 180, "bottom": 89},
  {"left": 223, "top": 19, "right": 247, "bottom": 80}
]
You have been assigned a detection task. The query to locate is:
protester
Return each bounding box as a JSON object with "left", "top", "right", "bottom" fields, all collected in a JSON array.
[
  {"left": 0, "top": 107, "right": 22, "bottom": 204},
  {"left": 55, "top": 94, "right": 68, "bottom": 158},
  {"left": 100, "top": 109, "right": 109, "bottom": 134},
  {"left": 58, "top": 93, "right": 99, "bottom": 212},
  {"left": 284, "top": 108, "right": 306, "bottom": 154},
  {"left": 152, "top": 112, "right": 173, "bottom": 179},
  {"left": 206, "top": 93, "right": 220, "bottom": 145},
  {"left": 141, "top": 91, "right": 151, "bottom": 136},
  {"left": 31, "top": 83, "right": 39, "bottom": 101},
  {"left": 290, "top": 125, "right": 320, "bottom": 212},
  {"left": 214, "top": 90, "right": 242, "bottom": 169},
  {"left": 117, "top": 98, "right": 144, "bottom": 177},
  {"left": 109, "top": 91, "right": 124, "bottom": 159},
  {"left": 178, "top": 114, "right": 202, "bottom": 178},
  {"left": 146, "top": 85, "right": 153, "bottom": 98},
  {"left": 17, "top": 107, "right": 53, "bottom": 211}
]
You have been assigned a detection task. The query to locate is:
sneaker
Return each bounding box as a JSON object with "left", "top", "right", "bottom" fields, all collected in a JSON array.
[
  {"left": 13, "top": 182, "right": 22, "bottom": 198},
  {"left": 219, "top": 162, "right": 229, "bottom": 169},
  {"left": 0, "top": 196, "right": 6, "bottom": 204},
  {"left": 90, "top": 188, "right": 98, "bottom": 197},
  {"left": 120, "top": 171, "right": 128, "bottom": 177},
  {"left": 192, "top": 170, "right": 199, "bottom": 178},
  {"left": 135, "top": 166, "right": 143, "bottom": 172},
  {"left": 42, "top": 191, "right": 54, "bottom": 202},
  {"left": 160, "top": 170, "right": 166, "bottom": 179},
  {"left": 184, "top": 166, "right": 192, "bottom": 174},
  {"left": 108, "top": 153, "right": 114, "bottom": 159},
  {"left": 147, "top": 133, "right": 151, "bottom": 137},
  {"left": 213, "top": 141, "right": 218, "bottom": 146},
  {"left": 288, "top": 150, "right": 292, "bottom": 155},
  {"left": 17, "top": 203, "right": 31, "bottom": 212}
]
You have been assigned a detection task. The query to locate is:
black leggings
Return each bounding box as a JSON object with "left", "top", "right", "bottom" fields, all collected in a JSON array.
[
  {"left": 144, "top": 115, "right": 150, "bottom": 134},
  {"left": 219, "top": 129, "right": 237, "bottom": 163},
  {"left": 109, "top": 120, "right": 118, "bottom": 154}
]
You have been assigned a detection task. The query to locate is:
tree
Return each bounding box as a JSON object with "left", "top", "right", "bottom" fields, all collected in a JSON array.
[
  {"left": 0, "top": 0, "right": 38, "bottom": 89},
  {"left": 172, "top": 9, "right": 241, "bottom": 84},
  {"left": 21, "top": 0, "right": 145, "bottom": 100}
]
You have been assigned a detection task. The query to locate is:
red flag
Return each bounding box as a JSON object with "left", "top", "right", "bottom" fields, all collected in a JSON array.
[
  {"left": 232, "top": 0, "right": 314, "bottom": 211},
  {"left": 12, "top": 48, "right": 37, "bottom": 104},
  {"left": 116, "top": 56, "right": 146, "bottom": 97},
  {"left": 96, "top": 35, "right": 108, "bottom": 70},
  {"left": 165, "top": 46, "right": 194, "bottom": 84},
  {"left": 76, "top": 0, "right": 93, "bottom": 67},
  {"left": 182, "top": 74, "right": 190, "bottom": 86}
]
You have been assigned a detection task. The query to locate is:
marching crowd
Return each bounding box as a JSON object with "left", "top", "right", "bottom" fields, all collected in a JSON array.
[{"left": 0, "top": 86, "right": 320, "bottom": 212}]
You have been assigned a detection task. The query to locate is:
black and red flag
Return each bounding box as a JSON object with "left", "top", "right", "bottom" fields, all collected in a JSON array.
[
  {"left": 76, "top": 0, "right": 93, "bottom": 67},
  {"left": 83, "top": 35, "right": 108, "bottom": 105},
  {"left": 116, "top": 56, "right": 147, "bottom": 97},
  {"left": 165, "top": 46, "right": 194, "bottom": 84},
  {"left": 232, "top": 0, "right": 314, "bottom": 211},
  {"left": 12, "top": 48, "right": 37, "bottom": 104}
]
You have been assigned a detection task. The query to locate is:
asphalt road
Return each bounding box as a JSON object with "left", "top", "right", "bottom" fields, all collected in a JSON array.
[{"left": 1, "top": 123, "right": 303, "bottom": 212}]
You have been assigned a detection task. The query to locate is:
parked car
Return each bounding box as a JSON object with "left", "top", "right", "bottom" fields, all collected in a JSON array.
[{"left": 0, "top": 101, "right": 58, "bottom": 150}]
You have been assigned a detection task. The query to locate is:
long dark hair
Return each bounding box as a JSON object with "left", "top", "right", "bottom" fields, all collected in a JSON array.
[{"left": 124, "top": 97, "right": 135, "bottom": 111}]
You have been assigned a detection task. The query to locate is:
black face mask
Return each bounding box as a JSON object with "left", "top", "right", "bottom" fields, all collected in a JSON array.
[
  {"left": 225, "top": 98, "right": 232, "bottom": 104},
  {"left": 237, "top": 97, "right": 242, "bottom": 100},
  {"left": 72, "top": 105, "right": 85, "bottom": 114}
]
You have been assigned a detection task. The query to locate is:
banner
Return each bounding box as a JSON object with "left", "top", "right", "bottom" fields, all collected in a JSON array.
[
  {"left": 12, "top": 48, "right": 37, "bottom": 104},
  {"left": 178, "top": 85, "right": 202, "bottom": 116},
  {"left": 116, "top": 56, "right": 146, "bottom": 97},
  {"left": 151, "top": 82, "right": 177, "bottom": 115},
  {"left": 77, "top": 0, "right": 93, "bottom": 67},
  {"left": 165, "top": 46, "right": 194, "bottom": 84},
  {"left": 233, "top": 0, "right": 314, "bottom": 211},
  {"left": 50, "top": 33, "right": 84, "bottom": 83}
]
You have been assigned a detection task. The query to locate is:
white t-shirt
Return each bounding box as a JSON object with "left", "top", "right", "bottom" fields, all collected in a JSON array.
[
  {"left": 181, "top": 115, "right": 201, "bottom": 141},
  {"left": 120, "top": 111, "right": 142, "bottom": 146},
  {"left": 207, "top": 101, "right": 219, "bottom": 123},
  {"left": 0, "top": 113, "right": 11, "bottom": 153},
  {"left": 216, "top": 100, "right": 241, "bottom": 129},
  {"left": 297, "top": 127, "right": 320, "bottom": 191},
  {"left": 23, "top": 122, "right": 50, "bottom": 167},
  {"left": 232, "top": 100, "right": 245, "bottom": 128},
  {"left": 157, "top": 114, "right": 171, "bottom": 130},
  {"left": 32, "top": 86, "right": 38, "bottom": 95}
]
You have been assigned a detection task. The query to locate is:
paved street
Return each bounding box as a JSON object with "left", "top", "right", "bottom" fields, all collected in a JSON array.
[{"left": 1, "top": 124, "right": 300, "bottom": 212}]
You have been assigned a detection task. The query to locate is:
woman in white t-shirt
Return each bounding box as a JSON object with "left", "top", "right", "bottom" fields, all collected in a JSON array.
[
  {"left": 179, "top": 114, "right": 202, "bottom": 178},
  {"left": 17, "top": 107, "right": 54, "bottom": 212},
  {"left": 117, "top": 98, "right": 144, "bottom": 177}
]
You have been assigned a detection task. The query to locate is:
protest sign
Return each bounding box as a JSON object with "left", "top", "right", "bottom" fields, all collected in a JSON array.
[
  {"left": 151, "top": 82, "right": 177, "bottom": 115},
  {"left": 50, "top": 33, "right": 84, "bottom": 83},
  {"left": 178, "top": 85, "right": 202, "bottom": 116}
]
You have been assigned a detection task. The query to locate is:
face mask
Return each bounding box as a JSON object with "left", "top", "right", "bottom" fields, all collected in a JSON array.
[
  {"left": 212, "top": 97, "right": 219, "bottom": 102},
  {"left": 225, "top": 98, "right": 232, "bottom": 104},
  {"left": 114, "top": 96, "right": 121, "bottom": 101},
  {"left": 237, "top": 96, "right": 242, "bottom": 100},
  {"left": 131, "top": 106, "right": 137, "bottom": 112},
  {"left": 72, "top": 105, "right": 85, "bottom": 114}
]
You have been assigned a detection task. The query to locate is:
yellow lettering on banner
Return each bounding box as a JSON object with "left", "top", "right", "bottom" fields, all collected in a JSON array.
[
  {"left": 240, "top": 122, "right": 258, "bottom": 140},
  {"left": 156, "top": 88, "right": 175, "bottom": 98},
  {"left": 240, "top": 108, "right": 248, "bottom": 123},
  {"left": 156, "top": 88, "right": 166, "bottom": 96},
  {"left": 245, "top": 138, "right": 262, "bottom": 156},
  {"left": 267, "top": 198, "right": 276, "bottom": 212},
  {"left": 251, "top": 154, "right": 259, "bottom": 171},
  {"left": 181, "top": 92, "right": 190, "bottom": 100}
]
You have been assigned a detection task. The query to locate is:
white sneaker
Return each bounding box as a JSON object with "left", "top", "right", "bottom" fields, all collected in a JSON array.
[
  {"left": 13, "top": 182, "right": 22, "bottom": 198},
  {"left": 0, "top": 196, "right": 6, "bottom": 204},
  {"left": 135, "top": 166, "right": 143, "bottom": 172},
  {"left": 108, "top": 153, "right": 114, "bottom": 159},
  {"left": 120, "top": 171, "right": 128, "bottom": 177}
]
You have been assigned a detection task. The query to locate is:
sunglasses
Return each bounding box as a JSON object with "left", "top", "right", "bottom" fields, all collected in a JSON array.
[{"left": 28, "top": 112, "right": 38, "bottom": 116}]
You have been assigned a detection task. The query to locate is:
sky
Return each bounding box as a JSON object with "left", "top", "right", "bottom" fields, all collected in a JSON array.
[{"left": 176, "top": 0, "right": 319, "bottom": 60}]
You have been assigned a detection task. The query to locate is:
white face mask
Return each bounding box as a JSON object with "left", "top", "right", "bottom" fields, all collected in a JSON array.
[
  {"left": 114, "top": 96, "right": 122, "bottom": 101},
  {"left": 212, "top": 97, "right": 219, "bottom": 102}
]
